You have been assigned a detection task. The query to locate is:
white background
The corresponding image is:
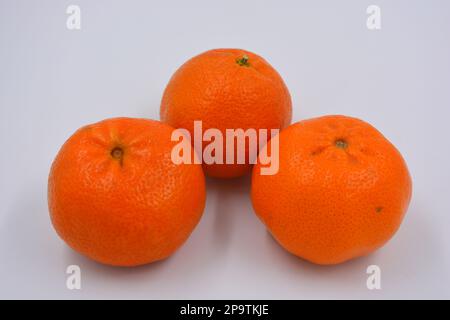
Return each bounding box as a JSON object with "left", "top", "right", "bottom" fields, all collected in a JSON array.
[{"left": 1, "top": 0, "right": 450, "bottom": 299}]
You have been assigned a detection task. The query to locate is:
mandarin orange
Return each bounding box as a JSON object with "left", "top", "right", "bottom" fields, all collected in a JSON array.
[
  {"left": 160, "top": 48, "right": 292, "bottom": 178},
  {"left": 48, "top": 118, "right": 206, "bottom": 267},
  {"left": 251, "top": 115, "right": 412, "bottom": 265}
]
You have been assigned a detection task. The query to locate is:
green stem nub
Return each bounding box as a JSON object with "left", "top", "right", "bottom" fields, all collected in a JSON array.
[{"left": 236, "top": 55, "right": 250, "bottom": 67}]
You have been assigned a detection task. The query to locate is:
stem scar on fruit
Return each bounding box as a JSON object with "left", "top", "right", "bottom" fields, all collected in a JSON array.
[
  {"left": 111, "top": 147, "right": 124, "bottom": 166},
  {"left": 236, "top": 55, "right": 250, "bottom": 67},
  {"left": 334, "top": 139, "right": 348, "bottom": 149}
]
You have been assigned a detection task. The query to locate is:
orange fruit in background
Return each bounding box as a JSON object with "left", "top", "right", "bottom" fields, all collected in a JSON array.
[
  {"left": 160, "top": 48, "right": 292, "bottom": 178},
  {"left": 251, "top": 115, "right": 412, "bottom": 265},
  {"left": 48, "top": 118, "right": 206, "bottom": 267}
]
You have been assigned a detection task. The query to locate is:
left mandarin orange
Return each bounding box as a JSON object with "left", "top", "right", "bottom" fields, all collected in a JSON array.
[{"left": 48, "top": 118, "right": 206, "bottom": 267}]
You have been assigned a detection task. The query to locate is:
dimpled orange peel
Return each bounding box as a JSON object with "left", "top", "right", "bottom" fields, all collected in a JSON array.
[
  {"left": 251, "top": 115, "right": 412, "bottom": 265},
  {"left": 48, "top": 118, "right": 206, "bottom": 267}
]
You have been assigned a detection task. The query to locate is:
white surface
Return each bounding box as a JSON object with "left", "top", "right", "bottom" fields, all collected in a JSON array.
[{"left": 1, "top": 0, "right": 450, "bottom": 299}]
